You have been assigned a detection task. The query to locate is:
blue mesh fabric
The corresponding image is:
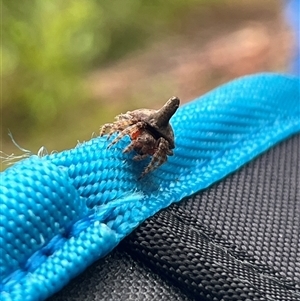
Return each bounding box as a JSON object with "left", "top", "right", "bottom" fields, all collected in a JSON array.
[{"left": 1, "top": 73, "right": 299, "bottom": 301}]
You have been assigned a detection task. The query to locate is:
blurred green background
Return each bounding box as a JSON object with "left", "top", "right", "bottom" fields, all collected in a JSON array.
[{"left": 1, "top": 0, "right": 294, "bottom": 168}]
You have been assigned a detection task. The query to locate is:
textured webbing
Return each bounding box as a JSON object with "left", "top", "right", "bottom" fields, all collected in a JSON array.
[
  {"left": 0, "top": 73, "right": 299, "bottom": 301},
  {"left": 50, "top": 134, "right": 299, "bottom": 301}
]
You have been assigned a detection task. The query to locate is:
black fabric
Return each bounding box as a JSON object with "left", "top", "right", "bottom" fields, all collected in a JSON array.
[
  {"left": 50, "top": 134, "right": 300, "bottom": 301},
  {"left": 48, "top": 249, "right": 193, "bottom": 301}
]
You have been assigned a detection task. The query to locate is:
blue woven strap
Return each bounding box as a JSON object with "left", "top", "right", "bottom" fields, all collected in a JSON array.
[{"left": 1, "top": 73, "right": 300, "bottom": 301}]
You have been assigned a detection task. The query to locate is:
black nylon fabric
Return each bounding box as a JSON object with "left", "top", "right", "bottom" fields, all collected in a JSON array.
[
  {"left": 50, "top": 134, "right": 300, "bottom": 301},
  {"left": 48, "top": 248, "right": 193, "bottom": 301}
]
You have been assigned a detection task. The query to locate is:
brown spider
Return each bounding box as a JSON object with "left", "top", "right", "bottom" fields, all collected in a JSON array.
[{"left": 100, "top": 96, "right": 180, "bottom": 178}]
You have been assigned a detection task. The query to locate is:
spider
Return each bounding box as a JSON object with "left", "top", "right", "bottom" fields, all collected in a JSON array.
[{"left": 100, "top": 96, "right": 180, "bottom": 178}]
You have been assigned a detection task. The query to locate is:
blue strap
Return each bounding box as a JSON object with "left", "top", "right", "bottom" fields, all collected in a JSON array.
[{"left": 1, "top": 73, "right": 299, "bottom": 301}]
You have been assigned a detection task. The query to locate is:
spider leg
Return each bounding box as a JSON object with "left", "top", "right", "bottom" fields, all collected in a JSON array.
[
  {"left": 139, "top": 137, "right": 169, "bottom": 178},
  {"left": 108, "top": 122, "right": 144, "bottom": 148},
  {"left": 100, "top": 118, "right": 135, "bottom": 140},
  {"left": 123, "top": 141, "right": 135, "bottom": 153},
  {"left": 167, "top": 149, "right": 174, "bottom": 156},
  {"left": 99, "top": 123, "right": 113, "bottom": 137},
  {"left": 107, "top": 119, "right": 134, "bottom": 140},
  {"left": 133, "top": 153, "right": 149, "bottom": 161}
]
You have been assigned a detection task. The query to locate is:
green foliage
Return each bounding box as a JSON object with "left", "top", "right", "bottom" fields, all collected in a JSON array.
[
  {"left": 2, "top": 0, "right": 204, "bottom": 143},
  {"left": 2, "top": 0, "right": 107, "bottom": 135}
]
